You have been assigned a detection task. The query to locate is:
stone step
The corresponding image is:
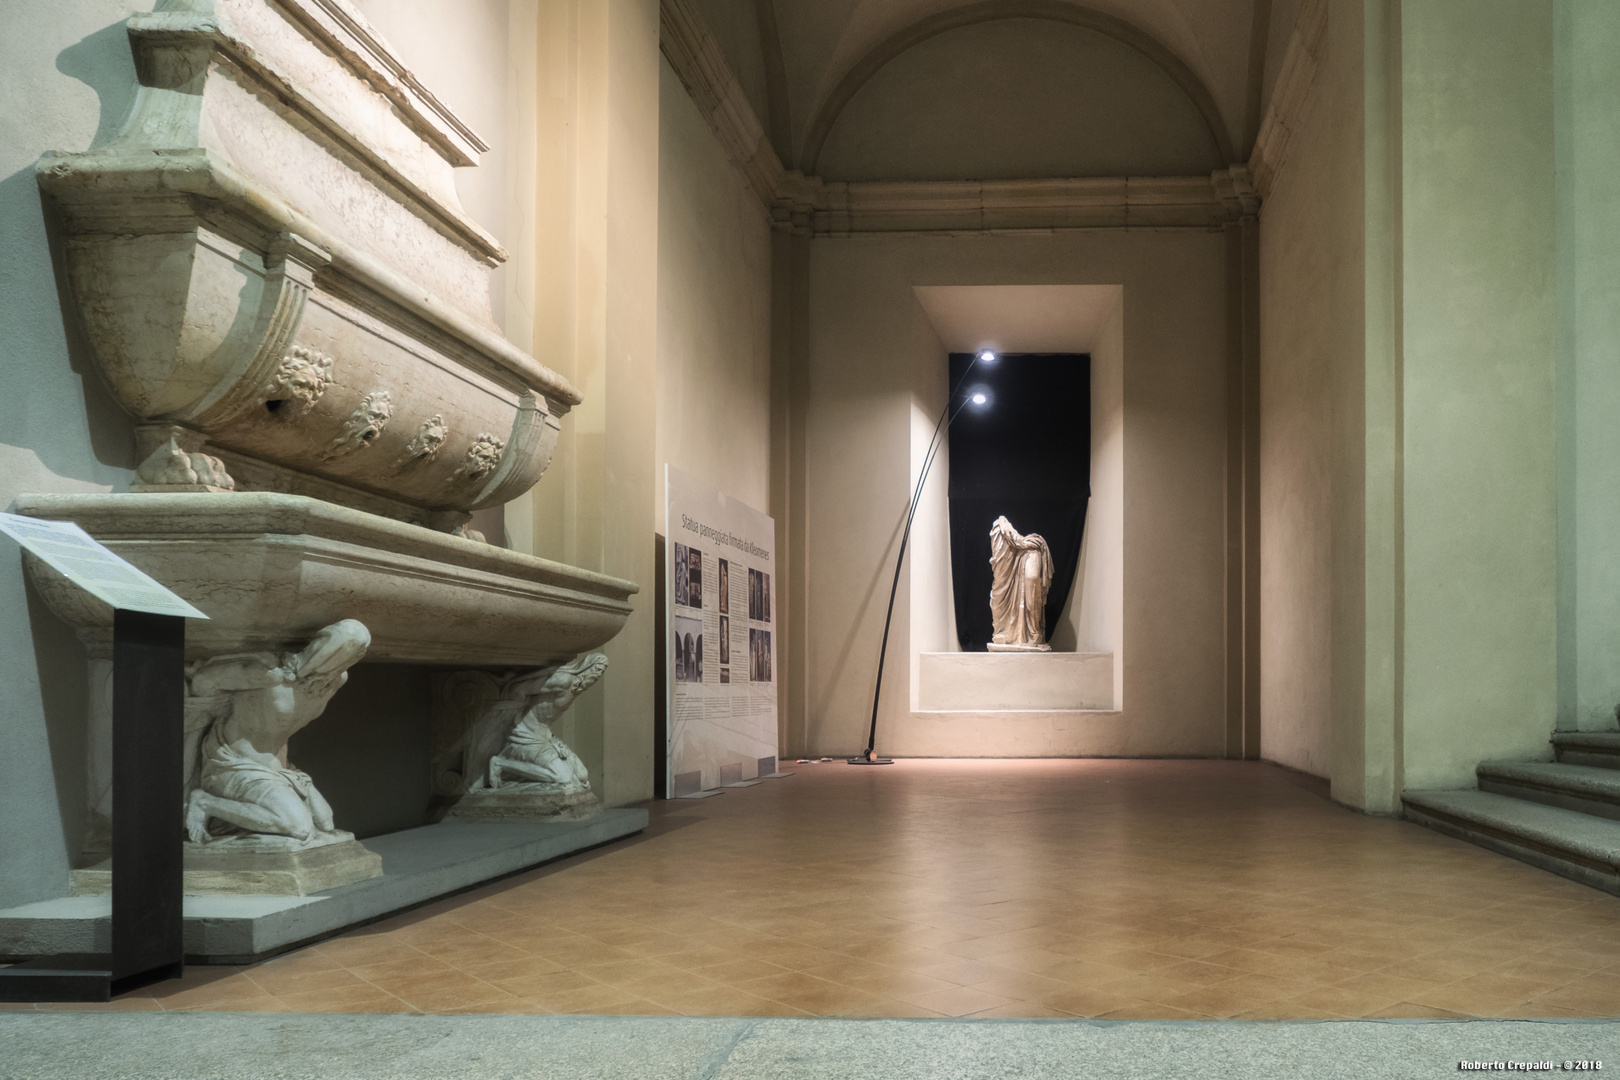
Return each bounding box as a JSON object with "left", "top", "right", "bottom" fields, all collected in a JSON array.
[
  {"left": 1477, "top": 761, "right": 1620, "bottom": 823},
  {"left": 1553, "top": 732, "right": 1620, "bottom": 769},
  {"left": 1402, "top": 789, "right": 1620, "bottom": 898}
]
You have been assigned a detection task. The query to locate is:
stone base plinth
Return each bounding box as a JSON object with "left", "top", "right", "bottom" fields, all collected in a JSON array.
[
  {"left": 918, "top": 650, "right": 1114, "bottom": 711},
  {"left": 72, "top": 836, "right": 383, "bottom": 897},
  {"left": 8, "top": 811, "right": 648, "bottom": 962},
  {"left": 448, "top": 787, "right": 600, "bottom": 822}
]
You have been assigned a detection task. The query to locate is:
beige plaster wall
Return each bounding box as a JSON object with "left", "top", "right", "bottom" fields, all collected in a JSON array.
[
  {"left": 0, "top": 0, "right": 150, "bottom": 908},
  {"left": 1255, "top": 11, "right": 1341, "bottom": 781},
  {"left": 1399, "top": 0, "right": 1559, "bottom": 790},
  {"left": 804, "top": 231, "right": 1227, "bottom": 758},
  {"left": 654, "top": 56, "right": 773, "bottom": 529},
  {"left": 1057, "top": 294, "right": 1126, "bottom": 710},
  {"left": 518, "top": 0, "right": 662, "bottom": 807},
  {"left": 1557, "top": 0, "right": 1620, "bottom": 733},
  {"left": 906, "top": 324, "right": 956, "bottom": 711}
]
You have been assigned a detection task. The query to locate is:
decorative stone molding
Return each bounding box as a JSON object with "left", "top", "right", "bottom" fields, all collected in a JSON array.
[
  {"left": 659, "top": 0, "right": 784, "bottom": 212},
  {"left": 393, "top": 414, "right": 449, "bottom": 471},
  {"left": 451, "top": 432, "right": 506, "bottom": 486},
  {"left": 661, "top": 0, "right": 1243, "bottom": 235},
  {"left": 272, "top": 0, "right": 491, "bottom": 168},
  {"left": 37, "top": 0, "right": 581, "bottom": 526},
  {"left": 265, "top": 345, "right": 336, "bottom": 418},
  {"left": 320, "top": 390, "right": 394, "bottom": 461},
  {"left": 1212, "top": 166, "right": 1261, "bottom": 220},
  {"left": 133, "top": 437, "right": 237, "bottom": 493},
  {"left": 15, "top": 492, "right": 638, "bottom": 665},
  {"left": 1249, "top": 0, "right": 1327, "bottom": 201},
  {"left": 771, "top": 171, "right": 824, "bottom": 236},
  {"left": 813, "top": 176, "right": 1228, "bottom": 234}
]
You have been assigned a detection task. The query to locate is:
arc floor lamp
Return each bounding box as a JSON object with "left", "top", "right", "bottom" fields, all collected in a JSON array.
[{"left": 849, "top": 349, "right": 996, "bottom": 765}]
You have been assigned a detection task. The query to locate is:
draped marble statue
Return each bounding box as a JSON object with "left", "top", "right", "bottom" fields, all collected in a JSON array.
[
  {"left": 988, "top": 516, "right": 1054, "bottom": 652},
  {"left": 183, "top": 620, "right": 371, "bottom": 846}
]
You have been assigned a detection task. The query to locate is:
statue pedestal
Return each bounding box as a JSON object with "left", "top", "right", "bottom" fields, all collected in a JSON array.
[
  {"left": 12, "top": 812, "right": 649, "bottom": 963},
  {"left": 72, "top": 835, "right": 383, "bottom": 897},
  {"left": 918, "top": 651, "right": 1114, "bottom": 712},
  {"left": 448, "top": 786, "right": 600, "bottom": 822}
]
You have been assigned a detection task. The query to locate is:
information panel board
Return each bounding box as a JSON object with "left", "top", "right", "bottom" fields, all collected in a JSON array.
[
  {"left": 0, "top": 513, "right": 207, "bottom": 619},
  {"left": 665, "top": 465, "right": 777, "bottom": 795}
]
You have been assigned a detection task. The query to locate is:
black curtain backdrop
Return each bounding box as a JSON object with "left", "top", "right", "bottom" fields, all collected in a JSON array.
[{"left": 947, "top": 353, "right": 1090, "bottom": 651}]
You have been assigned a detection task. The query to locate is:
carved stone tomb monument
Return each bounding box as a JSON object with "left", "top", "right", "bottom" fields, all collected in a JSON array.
[{"left": 21, "top": 0, "right": 636, "bottom": 898}]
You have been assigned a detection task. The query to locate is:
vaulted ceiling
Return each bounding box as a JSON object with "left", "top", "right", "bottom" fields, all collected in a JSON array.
[{"left": 690, "top": 0, "right": 1306, "bottom": 180}]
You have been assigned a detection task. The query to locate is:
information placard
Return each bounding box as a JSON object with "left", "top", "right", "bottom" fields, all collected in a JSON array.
[
  {"left": 665, "top": 465, "right": 776, "bottom": 795},
  {"left": 0, "top": 512, "right": 208, "bottom": 620}
]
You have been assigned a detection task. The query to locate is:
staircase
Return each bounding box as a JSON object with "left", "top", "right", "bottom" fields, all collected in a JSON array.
[{"left": 1402, "top": 733, "right": 1620, "bottom": 897}]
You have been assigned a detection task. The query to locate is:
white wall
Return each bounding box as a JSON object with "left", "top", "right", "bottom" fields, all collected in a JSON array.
[
  {"left": 1059, "top": 293, "right": 1126, "bottom": 710},
  {"left": 805, "top": 230, "right": 1227, "bottom": 758},
  {"left": 1558, "top": 0, "right": 1620, "bottom": 733},
  {"left": 906, "top": 325, "right": 956, "bottom": 712},
  {"left": 654, "top": 55, "right": 773, "bottom": 526},
  {"left": 0, "top": 0, "right": 150, "bottom": 908},
  {"left": 1256, "top": 13, "right": 1339, "bottom": 780},
  {"left": 1399, "top": 0, "right": 1559, "bottom": 790}
]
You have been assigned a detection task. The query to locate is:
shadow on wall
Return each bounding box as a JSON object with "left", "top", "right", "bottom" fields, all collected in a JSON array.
[
  {"left": 14, "top": 22, "right": 146, "bottom": 477},
  {"left": 55, "top": 22, "right": 140, "bottom": 151},
  {"left": 1, "top": 166, "right": 136, "bottom": 479},
  {"left": 811, "top": 501, "right": 907, "bottom": 750},
  {"left": 287, "top": 663, "right": 435, "bottom": 841},
  {"left": 24, "top": 575, "right": 89, "bottom": 869}
]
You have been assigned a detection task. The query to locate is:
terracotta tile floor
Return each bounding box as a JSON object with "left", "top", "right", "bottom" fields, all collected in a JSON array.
[{"left": 12, "top": 759, "right": 1620, "bottom": 1018}]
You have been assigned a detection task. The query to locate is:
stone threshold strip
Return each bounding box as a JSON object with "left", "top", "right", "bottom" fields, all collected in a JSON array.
[{"left": 2, "top": 1013, "right": 1618, "bottom": 1080}]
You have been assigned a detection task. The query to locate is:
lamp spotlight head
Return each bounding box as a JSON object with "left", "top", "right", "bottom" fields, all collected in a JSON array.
[
  {"left": 971, "top": 392, "right": 988, "bottom": 405},
  {"left": 977, "top": 349, "right": 998, "bottom": 363}
]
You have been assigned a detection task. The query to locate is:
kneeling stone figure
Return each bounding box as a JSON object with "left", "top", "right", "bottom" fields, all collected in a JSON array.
[
  {"left": 485, "top": 706, "right": 592, "bottom": 792},
  {"left": 439, "top": 653, "right": 607, "bottom": 820},
  {"left": 183, "top": 620, "right": 371, "bottom": 847}
]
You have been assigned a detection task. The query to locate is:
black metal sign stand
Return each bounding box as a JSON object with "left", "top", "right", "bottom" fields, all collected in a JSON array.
[{"left": 0, "top": 609, "right": 185, "bottom": 1002}]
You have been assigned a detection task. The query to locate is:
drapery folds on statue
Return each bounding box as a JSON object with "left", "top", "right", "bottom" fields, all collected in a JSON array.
[{"left": 988, "top": 516, "right": 1054, "bottom": 651}]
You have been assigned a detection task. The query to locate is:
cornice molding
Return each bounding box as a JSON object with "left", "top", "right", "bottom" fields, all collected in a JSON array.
[
  {"left": 1249, "top": 0, "right": 1327, "bottom": 200},
  {"left": 660, "top": 0, "right": 784, "bottom": 213},
  {"left": 810, "top": 175, "right": 1235, "bottom": 235}
]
